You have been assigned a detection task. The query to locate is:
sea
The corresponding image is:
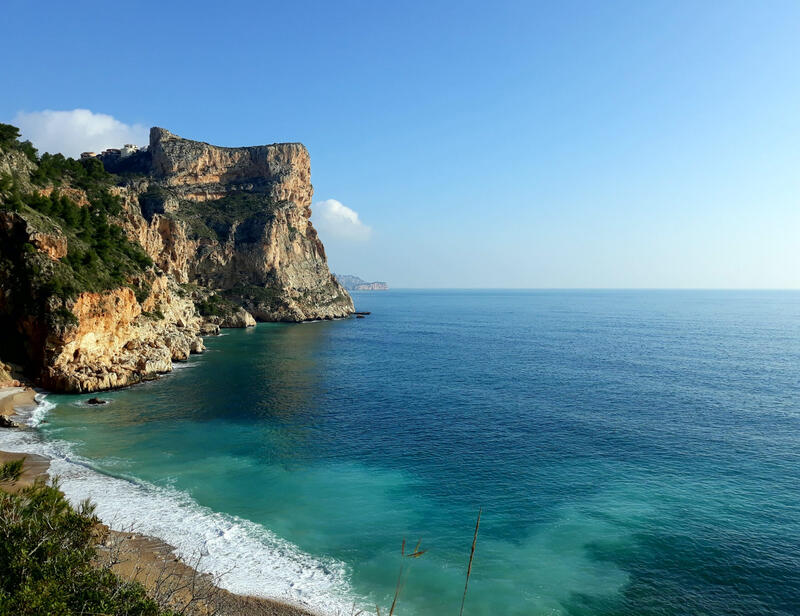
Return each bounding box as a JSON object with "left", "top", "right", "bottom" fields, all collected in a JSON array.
[{"left": 2, "top": 290, "right": 799, "bottom": 615}]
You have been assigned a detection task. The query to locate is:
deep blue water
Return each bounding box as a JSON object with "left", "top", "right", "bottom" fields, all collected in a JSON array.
[{"left": 6, "top": 290, "right": 800, "bottom": 615}]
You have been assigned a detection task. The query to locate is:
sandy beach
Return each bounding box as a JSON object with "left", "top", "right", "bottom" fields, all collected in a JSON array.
[
  {"left": 0, "top": 386, "right": 37, "bottom": 418},
  {"left": 0, "top": 390, "right": 318, "bottom": 616}
]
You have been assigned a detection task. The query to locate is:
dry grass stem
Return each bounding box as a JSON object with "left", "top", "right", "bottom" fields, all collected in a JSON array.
[{"left": 459, "top": 508, "right": 481, "bottom": 616}]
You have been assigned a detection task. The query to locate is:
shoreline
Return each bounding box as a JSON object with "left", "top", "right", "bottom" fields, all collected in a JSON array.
[
  {"left": 0, "top": 388, "right": 320, "bottom": 616},
  {"left": 0, "top": 385, "right": 37, "bottom": 418}
]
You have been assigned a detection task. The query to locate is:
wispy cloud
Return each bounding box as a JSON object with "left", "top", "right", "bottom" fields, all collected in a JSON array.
[
  {"left": 13, "top": 109, "right": 148, "bottom": 158},
  {"left": 312, "top": 199, "right": 372, "bottom": 241}
]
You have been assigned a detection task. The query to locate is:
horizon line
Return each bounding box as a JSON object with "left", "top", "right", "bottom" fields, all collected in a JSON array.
[{"left": 352, "top": 287, "right": 800, "bottom": 291}]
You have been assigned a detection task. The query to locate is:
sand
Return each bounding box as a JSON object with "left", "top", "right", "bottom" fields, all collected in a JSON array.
[
  {"left": 98, "top": 527, "right": 319, "bottom": 616},
  {"left": 0, "top": 450, "right": 51, "bottom": 494},
  {"left": 0, "top": 386, "right": 37, "bottom": 417}
]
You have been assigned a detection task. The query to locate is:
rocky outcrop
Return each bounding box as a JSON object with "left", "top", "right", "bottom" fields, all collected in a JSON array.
[
  {"left": 30, "top": 230, "right": 68, "bottom": 260},
  {"left": 121, "top": 128, "right": 353, "bottom": 321},
  {"left": 38, "top": 186, "right": 90, "bottom": 207},
  {"left": 204, "top": 307, "right": 256, "bottom": 328},
  {"left": 0, "top": 210, "right": 68, "bottom": 261},
  {"left": 0, "top": 360, "right": 19, "bottom": 387},
  {"left": 0, "top": 149, "right": 35, "bottom": 192},
  {"left": 41, "top": 276, "right": 205, "bottom": 393}
]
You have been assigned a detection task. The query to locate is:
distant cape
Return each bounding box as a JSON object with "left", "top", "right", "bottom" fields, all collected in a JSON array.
[{"left": 334, "top": 274, "right": 388, "bottom": 291}]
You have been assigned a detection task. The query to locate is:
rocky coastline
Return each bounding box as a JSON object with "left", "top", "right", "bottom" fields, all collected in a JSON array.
[{"left": 0, "top": 125, "right": 354, "bottom": 394}]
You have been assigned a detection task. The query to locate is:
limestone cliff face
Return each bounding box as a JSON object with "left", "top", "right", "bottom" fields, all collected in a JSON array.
[
  {"left": 149, "top": 128, "right": 313, "bottom": 205},
  {"left": 41, "top": 277, "right": 205, "bottom": 393},
  {"left": 122, "top": 128, "right": 353, "bottom": 321}
]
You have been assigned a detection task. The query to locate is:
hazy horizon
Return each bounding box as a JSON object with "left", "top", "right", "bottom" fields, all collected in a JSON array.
[
  {"left": 344, "top": 286, "right": 800, "bottom": 291},
  {"left": 3, "top": 1, "right": 798, "bottom": 289}
]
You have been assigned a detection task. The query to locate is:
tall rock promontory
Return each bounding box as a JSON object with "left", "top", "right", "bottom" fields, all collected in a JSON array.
[{"left": 127, "top": 128, "right": 353, "bottom": 321}]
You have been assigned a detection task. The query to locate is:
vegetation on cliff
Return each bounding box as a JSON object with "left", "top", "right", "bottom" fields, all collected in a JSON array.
[
  {"left": 155, "top": 188, "right": 281, "bottom": 244},
  {"left": 0, "top": 123, "right": 155, "bottom": 367},
  {"left": 0, "top": 123, "right": 153, "bottom": 298},
  {"left": 194, "top": 290, "right": 240, "bottom": 318}
]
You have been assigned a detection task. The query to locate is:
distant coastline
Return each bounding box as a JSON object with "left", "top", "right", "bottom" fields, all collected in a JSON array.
[{"left": 334, "top": 274, "right": 388, "bottom": 291}]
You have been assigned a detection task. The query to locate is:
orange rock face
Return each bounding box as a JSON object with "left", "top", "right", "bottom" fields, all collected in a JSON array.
[
  {"left": 30, "top": 231, "right": 68, "bottom": 260},
  {"left": 38, "top": 186, "right": 90, "bottom": 207},
  {"left": 42, "top": 279, "right": 206, "bottom": 393},
  {"left": 150, "top": 128, "right": 313, "bottom": 208}
]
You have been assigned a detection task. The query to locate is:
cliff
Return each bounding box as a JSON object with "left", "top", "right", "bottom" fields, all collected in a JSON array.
[
  {"left": 132, "top": 128, "right": 353, "bottom": 321},
  {"left": 0, "top": 124, "right": 353, "bottom": 393}
]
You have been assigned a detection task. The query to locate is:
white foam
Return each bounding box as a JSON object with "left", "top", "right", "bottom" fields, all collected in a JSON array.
[
  {"left": 0, "top": 396, "right": 364, "bottom": 615},
  {"left": 27, "top": 393, "right": 56, "bottom": 427},
  {"left": 169, "top": 361, "right": 200, "bottom": 371}
]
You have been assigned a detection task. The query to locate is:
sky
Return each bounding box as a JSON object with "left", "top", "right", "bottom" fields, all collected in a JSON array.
[{"left": 2, "top": 1, "right": 799, "bottom": 288}]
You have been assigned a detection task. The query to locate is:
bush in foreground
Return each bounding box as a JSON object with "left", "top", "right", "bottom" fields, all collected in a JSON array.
[{"left": 0, "top": 475, "right": 172, "bottom": 616}]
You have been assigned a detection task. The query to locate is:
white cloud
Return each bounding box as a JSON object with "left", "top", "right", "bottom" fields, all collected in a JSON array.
[
  {"left": 13, "top": 109, "right": 148, "bottom": 158},
  {"left": 312, "top": 199, "right": 372, "bottom": 241}
]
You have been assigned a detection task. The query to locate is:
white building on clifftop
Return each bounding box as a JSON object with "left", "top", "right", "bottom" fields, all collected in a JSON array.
[{"left": 120, "top": 144, "right": 139, "bottom": 157}]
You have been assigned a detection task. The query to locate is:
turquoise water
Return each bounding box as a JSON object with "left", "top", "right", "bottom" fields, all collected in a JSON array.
[{"left": 4, "top": 290, "right": 800, "bottom": 615}]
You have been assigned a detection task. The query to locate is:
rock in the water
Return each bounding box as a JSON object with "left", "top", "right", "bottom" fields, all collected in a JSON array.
[
  {"left": 86, "top": 397, "right": 107, "bottom": 405},
  {"left": 199, "top": 322, "right": 221, "bottom": 336},
  {"left": 218, "top": 307, "right": 257, "bottom": 328},
  {"left": 0, "top": 415, "right": 18, "bottom": 428}
]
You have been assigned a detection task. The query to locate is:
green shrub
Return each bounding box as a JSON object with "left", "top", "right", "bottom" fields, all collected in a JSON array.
[
  {"left": 0, "top": 459, "right": 24, "bottom": 482},
  {"left": 176, "top": 192, "right": 278, "bottom": 243},
  {"left": 0, "top": 124, "right": 37, "bottom": 162},
  {"left": 133, "top": 281, "right": 152, "bottom": 304},
  {"left": 195, "top": 293, "right": 237, "bottom": 317},
  {"left": 0, "top": 123, "right": 20, "bottom": 146},
  {"left": 50, "top": 307, "right": 80, "bottom": 328},
  {"left": 0, "top": 478, "right": 173, "bottom": 615}
]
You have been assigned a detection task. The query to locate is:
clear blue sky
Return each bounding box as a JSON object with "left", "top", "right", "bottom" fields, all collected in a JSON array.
[{"left": 3, "top": 0, "right": 799, "bottom": 288}]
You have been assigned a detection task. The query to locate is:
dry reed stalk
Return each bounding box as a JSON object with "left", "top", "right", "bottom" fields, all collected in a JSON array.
[
  {"left": 459, "top": 508, "right": 481, "bottom": 616},
  {"left": 384, "top": 537, "right": 426, "bottom": 616}
]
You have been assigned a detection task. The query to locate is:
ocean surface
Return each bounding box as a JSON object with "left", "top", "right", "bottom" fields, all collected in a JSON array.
[{"left": 2, "top": 290, "right": 799, "bottom": 615}]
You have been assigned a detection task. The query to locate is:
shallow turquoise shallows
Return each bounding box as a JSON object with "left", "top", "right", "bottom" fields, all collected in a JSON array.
[{"left": 6, "top": 290, "right": 800, "bottom": 615}]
